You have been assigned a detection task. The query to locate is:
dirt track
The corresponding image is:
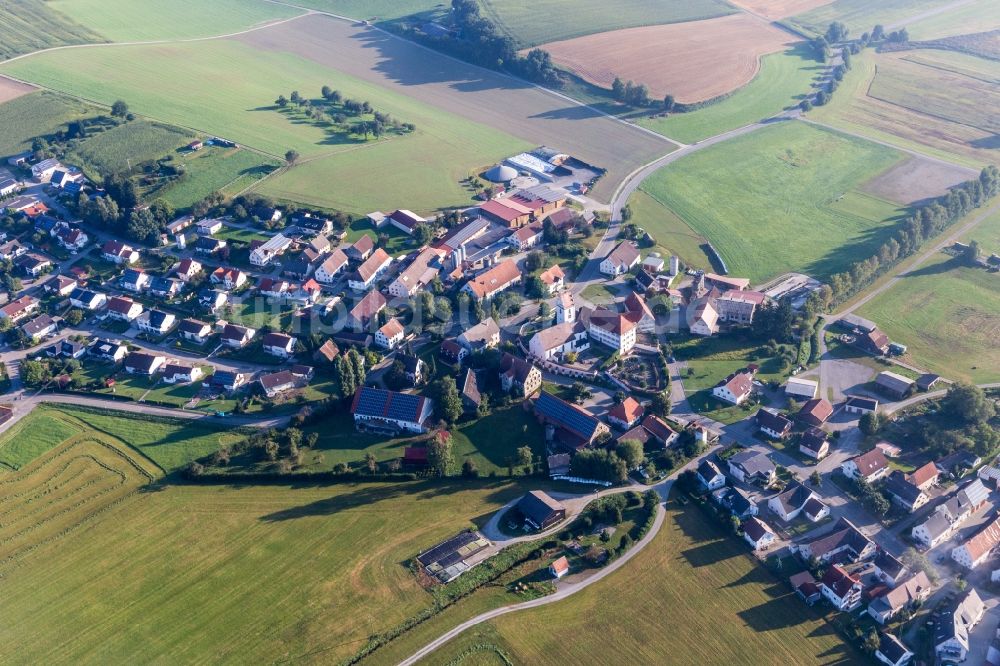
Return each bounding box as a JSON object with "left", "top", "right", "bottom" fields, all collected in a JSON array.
[
  {"left": 233, "top": 13, "right": 677, "bottom": 202},
  {"left": 0, "top": 75, "right": 36, "bottom": 104},
  {"left": 539, "top": 14, "right": 794, "bottom": 103}
]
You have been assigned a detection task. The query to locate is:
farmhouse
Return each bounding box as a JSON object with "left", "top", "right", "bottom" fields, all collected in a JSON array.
[
  {"left": 124, "top": 352, "right": 165, "bottom": 375},
  {"left": 462, "top": 259, "right": 520, "bottom": 301},
  {"left": 533, "top": 390, "right": 610, "bottom": 451},
  {"left": 868, "top": 572, "right": 932, "bottom": 624},
  {"left": 608, "top": 397, "right": 644, "bottom": 430},
  {"left": 689, "top": 300, "right": 720, "bottom": 337},
  {"left": 178, "top": 318, "right": 212, "bottom": 344},
  {"left": 516, "top": 491, "right": 566, "bottom": 530},
  {"left": 907, "top": 462, "right": 939, "bottom": 491},
  {"left": 756, "top": 409, "right": 791, "bottom": 440},
  {"left": 507, "top": 222, "right": 543, "bottom": 250},
  {"left": 348, "top": 248, "right": 392, "bottom": 291},
  {"left": 796, "top": 518, "right": 875, "bottom": 563},
  {"left": 374, "top": 318, "right": 405, "bottom": 350},
  {"left": 600, "top": 241, "right": 640, "bottom": 276},
  {"left": 211, "top": 267, "right": 247, "bottom": 290},
  {"left": 456, "top": 318, "right": 500, "bottom": 351},
  {"left": 345, "top": 235, "right": 374, "bottom": 262},
  {"left": 820, "top": 565, "right": 863, "bottom": 612},
  {"left": 742, "top": 517, "right": 775, "bottom": 551},
  {"left": 31, "top": 158, "right": 63, "bottom": 182},
  {"left": 106, "top": 296, "right": 143, "bottom": 322},
  {"left": 727, "top": 450, "right": 775, "bottom": 486},
  {"left": 712, "top": 370, "right": 754, "bottom": 405},
  {"left": 498, "top": 353, "right": 541, "bottom": 398},
  {"left": 785, "top": 377, "right": 819, "bottom": 401},
  {"left": 351, "top": 386, "right": 433, "bottom": 434},
  {"left": 529, "top": 320, "right": 589, "bottom": 362},
  {"left": 934, "top": 589, "right": 985, "bottom": 663},
  {"left": 952, "top": 514, "right": 1000, "bottom": 569},
  {"left": 875, "top": 371, "right": 915, "bottom": 400},
  {"left": 387, "top": 248, "right": 440, "bottom": 298},
  {"left": 585, "top": 308, "right": 637, "bottom": 355},
  {"left": 875, "top": 634, "right": 913, "bottom": 666},
  {"left": 715, "top": 290, "right": 766, "bottom": 325},
  {"left": 479, "top": 197, "right": 533, "bottom": 228},
  {"left": 842, "top": 449, "right": 890, "bottom": 484},
  {"left": 250, "top": 234, "right": 291, "bottom": 266},
  {"left": 262, "top": 332, "right": 297, "bottom": 358},
  {"left": 314, "top": 249, "right": 349, "bottom": 284},
  {"left": 799, "top": 428, "right": 830, "bottom": 460},
  {"left": 416, "top": 531, "right": 491, "bottom": 584}
]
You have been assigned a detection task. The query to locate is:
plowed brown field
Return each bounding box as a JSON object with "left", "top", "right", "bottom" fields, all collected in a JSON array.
[
  {"left": 0, "top": 75, "right": 35, "bottom": 104},
  {"left": 539, "top": 14, "right": 796, "bottom": 104}
]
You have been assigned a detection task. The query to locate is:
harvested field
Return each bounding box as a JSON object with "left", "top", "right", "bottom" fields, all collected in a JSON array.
[
  {"left": 0, "top": 75, "right": 35, "bottom": 104},
  {"left": 727, "top": 0, "right": 833, "bottom": 20},
  {"left": 787, "top": 0, "right": 956, "bottom": 37},
  {"left": 861, "top": 155, "right": 977, "bottom": 205},
  {"left": 907, "top": 0, "right": 1000, "bottom": 40},
  {"left": 912, "top": 30, "right": 1000, "bottom": 61},
  {"left": 538, "top": 14, "right": 794, "bottom": 104},
  {"left": 233, "top": 13, "right": 677, "bottom": 201}
]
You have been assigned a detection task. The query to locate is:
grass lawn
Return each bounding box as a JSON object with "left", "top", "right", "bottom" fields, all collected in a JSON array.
[
  {"left": 0, "top": 455, "right": 539, "bottom": 665},
  {"left": 345, "top": 217, "right": 414, "bottom": 256},
  {"left": 786, "top": 0, "right": 952, "bottom": 37},
  {"left": 0, "top": 0, "right": 102, "bottom": 60},
  {"left": 224, "top": 297, "right": 299, "bottom": 331},
  {"left": 637, "top": 45, "right": 823, "bottom": 144},
  {"left": 580, "top": 282, "right": 624, "bottom": 305},
  {"left": 478, "top": 0, "right": 734, "bottom": 47},
  {"left": 153, "top": 147, "right": 280, "bottom": 211},
  {"left": 628, "top": 189, "right": 712, "bottom": 270},
  {"left": 0, "top": 410, "right": 78, "bottom": 471},
  {"left": 66, "top": 119, "right": 194, "bottom": 179},
  {"left": 421, "top": 498, "right": 857, "bottom": 665},
  {"left": 2, "top": 40, "right": 528, "bottom": 215},
  {"left": 636, "top": 121, "right": 907, "bottom": 284},
  {"left": 855, "top": 253, "right": 1000, "bottom": 384},
  {"left": 0, "top": 91, "right": 97, "bottom": 157},
  {"left": 47, "top": 0, "right": 304, "bottom": 41}
]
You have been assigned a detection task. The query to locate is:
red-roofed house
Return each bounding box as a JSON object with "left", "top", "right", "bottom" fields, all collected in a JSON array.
[
  {"left": 712, "top": 370, "right": 754, "bottom": 405},
  {"left": 608, "top": 397, "right": 644, "bottom": 430}
]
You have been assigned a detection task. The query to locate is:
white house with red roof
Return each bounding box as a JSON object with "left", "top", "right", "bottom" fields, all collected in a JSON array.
[
  {"left": 712, "top": 370, "right": 754, "bottom": 405},
  {"left": 842, "top": 449, "right": 890, "bottom": 484},
  {"left": 375, "top": 318, "right": 405, "bottom": 350},
  {"left": 102, "top": 240, "right": 138, "bottom": 265},
  {"left": 608, "top": 397, "right": 644, "bottom": 430}
]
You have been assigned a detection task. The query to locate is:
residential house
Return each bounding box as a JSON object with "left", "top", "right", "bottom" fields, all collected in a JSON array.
[
  {"left": 348, "top": 290, "right": 387, "bottom": 330},
  {"left": 258, "top": 369, "right": 303, "bottom": 398},
  {"left": 351, "top": 386, "right": 433, "bottom": 434},
  {"left": 20, "top": 314, "right": 57, "bottom": 341},
  {"left": 884, "top": 471, "right": 931, "bottom": 513},
  {"left": 935, "top": 589, "right": 985, "bottom": 663},
  {"left": 742, "top": 517, "right": 776, "bottom": 551},
  {"left": 697, "top": 459, "right": 726, "bottom": 490},
  {"left": 89, "top": 339, "right": 128, "bottom": 363},
  {"left": 46, "top": 339, "right": 86, "bottom": 359},
  {"left": 799, "top": 427, "right": 830, "bottom": 460},
  {"left": 875, "top": 634, "right": 913, "bottom": 666},
  {"left": 907, "top": 462, "right": 939, "bottom": 491},
  {"left": 462, "top": 259, "right": 521, "bottom": 301},
  {"left": 507, "top": 222, "right": 543, "bottom": 250},
  {"left": 124, "top": 352, "right": 166, "bottom": 375},
  {"left": 15, "top": 252, "right": 52, "bottom": 277},
  {"left": 69, "top": 288, "right": 106, "bottom": 311},
  {"left": 0, "top": 295, "right": 39, "bottom": 322},
  {"left": 533, "top": 390, "right": 610, "bottom": 451},
  {"left": 912, "top": 511, "right": 955, "bottom": 550},
  {"left": 194, "top": 236, "right": 227, "bottom": 256},
  {"left": 31, "top": 158, "right": 63, "bottom": 182},
  {"left": 397, "top": 353, "right": 426, "bottom": 386},
  {"left": 43, "top": 274, "right": 77, "bottom": 297},
  {"left": 120, "top": 268, "right": 150, "bottom": 293},
  {"left": 842, "top": 449, "right": 890, "bottom": 483},
  {"left": 0, "top": 238, "right": 27, "bottom": 260},
  {"left": 345, "top": 235, "right": 374, "bottom": 262},
  {"left": 585, "top": 308, "right": 637, "bottom": 355},
  {"left": 348, "top": 248, "right": 392, "bottom": 291},
  {"left": 101, "top": 240, "right": 138, "bottom": 264},
  {"left": 527, "top": 320, "right": 589, "bottom": 361},
  {"left": 538, "top": 264, "right": 565, "bottom": 295},
  {"left": 315, "top": 249, "right": 349, "bottom": 284},
  {"left": 712, "top": 370, "right": 754, "bottom": 405},
  {"left": 498, "top": 352, "right": 542, "bottom": 398},
  {"left": 938, "top": 450, "right": 983, "bottom": 478},
  {"left": 821, "top": 565, "right": 863, "bottom": 611},
  {"left": 608, "top": 397, "right": 644, "bottom": 430},
  {"left": 875, "top": 371, "right": 915, "bottom": 400},
  {"left": 375, "top": 318, "right": 405, "bottom": 350},
  {"left": 196, "top": 218, "right": 223, "bottom": 235},
  {"left": 287, "top": 279, "right": 321, "bottom": 306},
  {"left": 757, "top": 409, "right": 792, "bottom": 440},
  {"left": 457, "top": 317, "right": 501, "bottom": 351},
  {"left": 249, "top": 234, "right": 291, "bottom": 266},
  {"left": 174, "top": 258, "right": 202, "bottom": 282},
  {"left": 795, "top": 518, "right": 876, "bottom": 563},
  {"left": 149, "top": 277, "right": 182, "bottom": 299},
  {"left": 952, "top": 515, "right": 1000, "bottom": 569},
  {"left": 798, "top": 398, "right": 834, "bottom": 426},
  {"left": 105, "top": 296, "right": 143, "bottom": 322},
  {"left": 388, "top": 248, "right": 440, "bottom": 299},
  {"left": 162, "top": 364, "right": 204, "bottom": 384},
  {"left": 258, "top": 277, "right": 290, "bottom": 300},
  {"left": 262, "top": 332, "right": 297, "bottom": 358},
  {"left": 689, "top": 300, "right": 720, "bottom": 337},
  {"left": 211, "top": 370, "right": 248, "bottom": 393},
  {"left": 768, "top": 482, "right": 824, "bottom": 522},
  {"left": 178, "top": 318, "right": 212, "bottom": 344},
  {"left": 136, "top": 309, "right": 175, "bottom": 335},
  {"left": 600, "top": 241, "right": 640, "bottom": 276},
  {"left": 211, "top": 267, "right": 247, "bottom": 290},
  {"left": 713, "top": 486, "right": 758, "bottom": 520},
  {"left": 913, "top": 479, "right": 989, "bottom": 548},
  {"left": 790, "top": 571, "right": 822, "bottom": 605},
  {"left": 516, "top": 491, "right": 566, "bottom": 530},
  {"left": 440, "top": 338, "right": 468, "bottom": 365},
  {"left": 638, "top": 415, "right": 679, "bottom": 448},
  {"left": 220, "top": 323, "right": 256, "bottom": 348},
  {"left": 715, "top": 290, "right": 767, "bottom": 325},
  {"left": 860, "top": 328, "right": 891, "bottom": 356},
  {"left": 728, "top": 450, "right": 776, "bottom": 486},
  {"left": 868, "top": 572, "right": 932, "bottom": 624},
  {"left": 198, "top": 288, "right": 227, "bottom": 312}
]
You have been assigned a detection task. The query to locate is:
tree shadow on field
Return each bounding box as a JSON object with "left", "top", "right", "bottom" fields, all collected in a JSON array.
[
  {"left": 971, "top": 135, "right": 1000, "bottom": 150},
  {"left": 903, "top": 254, "right": 965, "bottom": 278}
]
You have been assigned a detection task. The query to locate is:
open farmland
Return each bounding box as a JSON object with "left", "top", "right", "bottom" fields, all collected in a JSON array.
[
  {"left": 286, "top": 0, "right": 441, "bottom": 22},
  {"left": 478, "top": 0, "right": 735, "bottom": 47},
  {"left": 907, "top": 0, "right": 1000, "bottom": 40},
  {"left": 0, "top": 90, "right": 96, "bottom": 157},
  {"left": 419, "top": 500, "right": 857, "bottom": 666},
  {"left": 786, "top": 0, "right": 958, "bottom": 36},
  {"left": 856, "top": 252, "right": 1000, "bottom": 384},
  {"left": 628, "top": 190, "right": 713, "bottom": 270},
  {"left": 0, "top": 0, "right": 103, "bottom": 61},
  {"left": 860, "top": 155, "right": 977, "bottom": 205},
  {"left": 806, "top": 51, "right": 1000, "bottom": 168},
  {"left": 539, "top": 14, "right": 794, "bottom": 104},
  {"left": 153, "top": 147, "right": 280, "bottom": 210},
  {"left": 66, "top": 120, "right": 194, "bottom": 179},
  {"left": 635, "top": 121, "right": 908, "bottom": 284},
  {"left": 0, "top": 462, "right": 535, "bottom": 664},
  {"left": 0, "top": 75, "right": 35, "bottom": 104},
  {"left": 963, "top": 202, "right": 1000, "bottom": 251},
  {"left": 637, "top": 44, "right": 821, "bottom": 144},
  {"left": 46, "top": 0, "right": 305, "bottom": 42},
  {"left": 727, "top": 0, "right": 834, "bottom": 20}
]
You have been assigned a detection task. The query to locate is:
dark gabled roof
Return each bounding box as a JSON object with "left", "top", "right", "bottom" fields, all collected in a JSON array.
[
  {"left": 351, "top": 386, "right": 429, "bottom": 424},
  {"left": 877, "top": 634, "right": 910, "bottom": 663},
  {"left": 729, "top": 450, "right": 775, "bottom": 477},
  {"left": 874, "top": 549, "right": 906, "bottom": 579},
  {"left": 757, "top": 409, "right": 791, "bottom": 434},
  {"left": 499, "top": 352, "right": 537, "bottom": 384},
  {"left": 884, "top": 471, "right": 924, "bottom": 505},
  {"left": 398, "top": 352, "right": 422, "bottom": 374},
  {"left": 802, "top": 518, "right": 872, "bottom": 559},
  {"left": 146, "top": 310, "right": 172, "bottom": 328},
  {"left": 178, "top": 318, "right": 210, "bottom": 335},
  {"left": 772, "top": 482, "right": 814, "bottom": 515},
  {"left": 259, "top": 370, "right": 296, "bottom": 391},
  {"left": 799, "top": 427, "right": 828, "bottom": 452},
  {"left": 534, "top": 391, "right": 603, "bottom": 443},
  {"left": 698, "top": 459, "right": 723, "bottom": 482},
  {"left": 125, "top": 352, "right": 161, "bottom": 372},
  {"left": 516, "top": 491, "right": 564, "bottom": 527}
]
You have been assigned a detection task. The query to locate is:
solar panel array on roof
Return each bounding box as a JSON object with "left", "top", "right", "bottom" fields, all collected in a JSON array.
[
  {"left": 535, "top": 391, "right": 599, "bottom": 441},
  {"left": 353, "top": 386, "right": 426, "bottom": 423},
  {"left": 416, "top": 531, "right": 481, "bottom": 567}
]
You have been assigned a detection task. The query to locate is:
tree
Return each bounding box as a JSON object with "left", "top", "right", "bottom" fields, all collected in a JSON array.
[
  {"left": 799, "top": 99, "right": 813, "bottom": 112},
  {"left": 524, "top": 250, "right": 546, "bottom": 272},
  {"left": 568, "top": 381, "right": 592, "bottom": 404},
  {"left": 364, "top": 452, "right": 378, "bottom": 474},
  {"left": 615, "top": 439, "right": 644, "bottom": 470},
  {"left": 20, "top": 359, "right": 51, "bottom": 387},
  {"left": 859, "top": 411, "right": 880, "bottom": 436},
  {"left": 335, "top": 355, "right": 357, "bottom": 398},
  {"left": 461, "top": 458, "right": 479, "bottom": 478},
  {"left": 871, "top": 24, "right": 885, "bottom": 41},
  {"left": 965, "top": 239, "right": 982, "bottom": 265},
  {"left": 127, "top": 207, "right": 161, "bottom": 245},
  {"left": 321, "top": 85, "right": 332, "bottom": 99},
  {"left": 944, "top": 383, "right": 995, "bottom": 424},
  {"left": 650, "top": 389, "right": 671, "bottom": 417},
  {"left": 427, "top": 431, "right": 453, "bottom": 477},
  {"left": 524, "top": 275, "right": 546, "bottom": 299},
  {"left": 413, "top": 222, "right": 435, "bottom": 246},
  {"left": 275, "top": 95, "right": 288, "bottom": 108},
  {"left": 810, "top": 470, "right": 822, "bottom": 487},
  {"left": 825, "top": 21, "right": 848, "bottom": 43},
  {"left": 662, "top": 94, "right": 675, "bottom": 112},
  {"left": 64, "top": 309, "right": 84, "bottom": 326},
  {"left": 111, "top": 100, "right": 129, "bottom": 118},
  {"left": 432, "top": 376, "right": 463, "bottom": 423},
  {"left": 384, "top": 360, "right": 409, "bottom": 390},
  {"left": 516, "top": 445, "right": 533, "bottom": 472},
  {"left": 284, "top": 150, "right": 300, "bottom": 165},
  {"left": 862, "top": 629, "right": 880, "bottom": 655}
]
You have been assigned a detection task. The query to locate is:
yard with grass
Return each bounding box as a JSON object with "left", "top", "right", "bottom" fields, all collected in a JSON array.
[
  {"left": 635, "top": 121, "right": 907, "bottom": 284},
  {"left": 638, "top": 45, "right": 821, "bottom": 144},
  {"left": 47, "top": 0, "right": 304, "bottom": 42},
  {"left": 627, "top": 189, "right": 713, "bottom": 270},
  {"left": 1, "top": 40, "right": 528, "bottom": 215},
  {"left": 478, "top": 0, "right": 735, "bottom": 47},
  {"left": 855, "top": 253, "right": 1000, "bottom": 384},
  {"left": 419, "top": 497, "right": 857, "bottom": 665}
]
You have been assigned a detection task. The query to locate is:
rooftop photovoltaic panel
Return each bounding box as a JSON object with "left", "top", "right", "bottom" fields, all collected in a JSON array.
[{"left": 536, "top": 391, "right": 599, "bottom": 440}]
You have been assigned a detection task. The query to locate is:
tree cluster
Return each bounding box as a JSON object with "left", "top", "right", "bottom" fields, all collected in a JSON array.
[
  {"left": 334, "top": 348, "right": 367, "bottom": 398},
  {"left": 611, "top": 77, "right": 651, "bottom": 107},
  {"left": 570, "top": 448, "right": 628, "bottom": 483}
]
